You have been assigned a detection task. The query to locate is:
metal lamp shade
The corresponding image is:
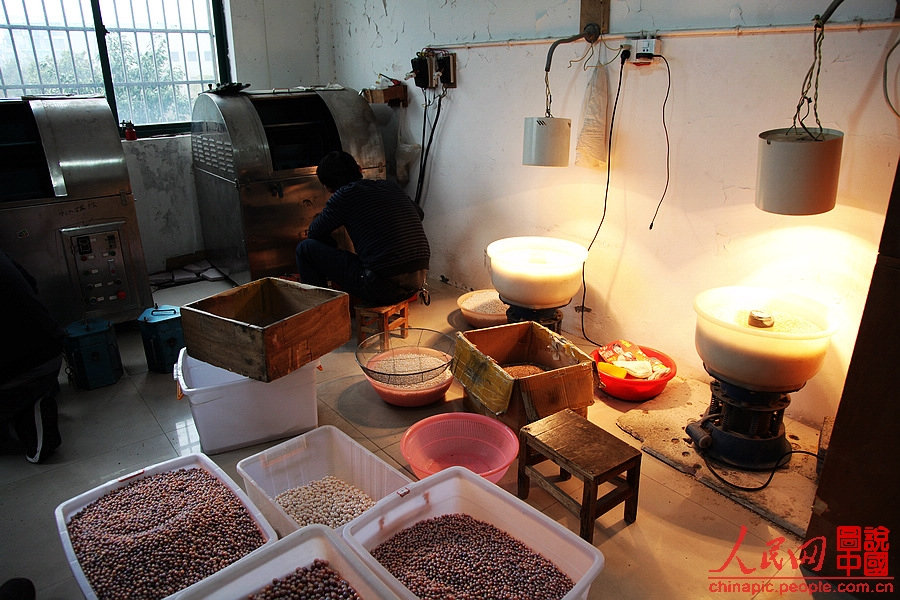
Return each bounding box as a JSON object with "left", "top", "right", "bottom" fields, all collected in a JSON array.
[
  {"left": 756, "top": 128, "right": 843, "bottom": 215},
  {"left": 523, "top": 117, "right": 571, "bottom": 166}
]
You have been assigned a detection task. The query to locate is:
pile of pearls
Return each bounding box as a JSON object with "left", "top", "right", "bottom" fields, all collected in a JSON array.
[
  {"left": 66, "top": 467, "right": 266, "bottom": 600},
  {"left": 371, "top": 513, "right": 574, "bottom": 600},
  {"left": 275, "top": 475, "right": 375, "bottom": 529},
  {"left": 247, "top": 558, "right": 361, "bottom": 600}
]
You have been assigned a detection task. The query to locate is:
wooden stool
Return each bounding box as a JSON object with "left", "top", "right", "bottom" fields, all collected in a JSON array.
[
  {"left": 354, "top": 295, "right": 416, "bottom": 344},
  {"left": 518, "top": 408, "right": 641, "bottom": 543}
]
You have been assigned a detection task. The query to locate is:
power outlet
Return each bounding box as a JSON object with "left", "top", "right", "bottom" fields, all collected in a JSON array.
[{"left": 632, "top": 37, "right": 659, "bottom": 65}]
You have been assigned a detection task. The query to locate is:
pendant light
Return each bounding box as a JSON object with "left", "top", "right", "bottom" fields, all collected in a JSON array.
[
  {"left": 523, "top": 23, "right": 601, "bottom": 167},
  {"left": 756, "top": 0, "right": 845, "bottom": 215}
]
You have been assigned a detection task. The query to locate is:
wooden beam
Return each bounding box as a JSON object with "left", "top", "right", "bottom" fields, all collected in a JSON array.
[{"left": 581, "top": 0, "right": 610, "bottom": 35}]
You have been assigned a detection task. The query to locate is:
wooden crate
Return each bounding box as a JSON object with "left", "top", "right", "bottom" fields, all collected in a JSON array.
[
  {"left": 362, "top": 85, "right": 408, "bottom": 107},
  {"left": 451, "top": 321, "right": 596, "bottom": 432},
  {"left": 181, "top": 278, "right": 350, "bottom": 382}
]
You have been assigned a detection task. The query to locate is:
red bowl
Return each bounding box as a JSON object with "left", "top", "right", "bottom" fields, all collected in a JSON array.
[
  {"left": 363, "top": 370, "right": 454, "bottom": 407},
  {"left": 590, "top": 345, "right": 677, "bottom": 402}
]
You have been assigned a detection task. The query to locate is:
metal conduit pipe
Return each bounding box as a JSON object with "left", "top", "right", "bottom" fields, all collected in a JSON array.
[{"left": 431, "top": 18, "right": 900, "bottom": 51}]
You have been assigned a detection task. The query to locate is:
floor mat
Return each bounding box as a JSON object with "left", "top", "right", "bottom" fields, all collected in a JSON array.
[{"left": 615, "top": 377, "right": 820, "bottom": 536}]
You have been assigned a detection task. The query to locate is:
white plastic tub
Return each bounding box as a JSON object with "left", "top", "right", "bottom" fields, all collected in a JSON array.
[
  {"left": 485, "top": 236, "right": 587, "bottom": 309},
  {"left": 342, "top": 466, "right": 604, "bottom": 600},
  {"left": 237, "top": 425, "right": 412, "bottom": 537},
  {"left": 177, "top": 524, "right": 402, "bottom": 599},
  {"left": 694, "top": 286, "right": 836, "bottom": 391},
  {"left": 55, "top": 453, "right": 277, "bottom": 600},
  {"left": 174, "top": 347, "right": 318, "bottom": 453}
]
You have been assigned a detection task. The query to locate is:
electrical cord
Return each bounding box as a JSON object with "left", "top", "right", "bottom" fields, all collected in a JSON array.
[
  {"left": 582, "top": 33, "right": 626, "bottom": 68},
  {"left": 568, "top": 42, "right": 595, "bottom": 70},
  {"left": 579, "top": 48, "right": 629, "bottom": 347},
  {"left": 701, "top": 449, "right": 820, "bottom": 492},
  {"left": 414, "top": 86, "right": 446, "bottom": 208},
  {"left": 648, "top": 54, "right": 671, "bottom": 230},
  {"left": 543, "top": 24, "right": 601, "bottom": 118},
  {"left": 792, "top": 19, "right": 827, "bottom": 140},
  {"left": 883, "top": 35, "right": 900, "bottom": 119}
]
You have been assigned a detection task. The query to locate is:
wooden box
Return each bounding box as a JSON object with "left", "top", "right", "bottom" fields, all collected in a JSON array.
[
  {"left": 181, "top": 278, "right": 350, "bottom": 382},
  {"left": 362, "top": 85, "right": 408, "bottom": 107},
  {"left": 451, "top": 321, "right": 596, "bottom": 432}
]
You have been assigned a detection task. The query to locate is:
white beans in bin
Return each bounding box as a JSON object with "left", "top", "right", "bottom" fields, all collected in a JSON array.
[{"left": 237, "top": 425, "right": 413, "bottom": 537}]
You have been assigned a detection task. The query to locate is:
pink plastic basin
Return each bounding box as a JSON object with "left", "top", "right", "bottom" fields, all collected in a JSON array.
[{"left": 401, "top": 413, "right": 519, "bottom": 483}]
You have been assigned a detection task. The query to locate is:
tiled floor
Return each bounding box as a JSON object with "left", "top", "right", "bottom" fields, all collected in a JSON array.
[{"left": 0, "top": 278, "right": 815, "bottom": 600}]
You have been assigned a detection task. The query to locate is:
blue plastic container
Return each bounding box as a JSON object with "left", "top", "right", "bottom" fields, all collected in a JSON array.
[
  {"left": 138, "top": 305, "right": 185, "bottom": 373},
  {"left": 63, "top": 318, "right": 123, "bottom": 390}
]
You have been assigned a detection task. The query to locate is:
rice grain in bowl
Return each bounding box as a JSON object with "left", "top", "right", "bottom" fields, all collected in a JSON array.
[
  {"left": 457, "top": 289, "right": 509, "bottom": 328},
  {"left": 356, "top": 328, "right": 455, "bottom": 407}
]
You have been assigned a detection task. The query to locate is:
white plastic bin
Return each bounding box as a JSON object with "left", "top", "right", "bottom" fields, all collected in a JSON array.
[
  {"left": 176, "top": 523, "right": 403, "bottom": 599},
  {"left": 55, "top": 453, "right": 277, "bottom": 600},
  {"left": 342, "top": 466, "right": 604, "bottom": 600},
  {"left": 237, "top": 425, "right": 413, "bottom": 537},
  {"left": 174, "top": 347, "right": 318, "bottom": 454}
]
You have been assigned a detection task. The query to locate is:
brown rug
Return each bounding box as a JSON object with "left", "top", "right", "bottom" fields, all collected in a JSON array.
[{"left": 615, "top": 377, "right": 819, "bottom": 536}]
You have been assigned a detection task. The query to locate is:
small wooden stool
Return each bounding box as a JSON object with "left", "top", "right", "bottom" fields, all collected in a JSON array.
[
  {"left": 354, "top": 295, "right": 416, "bottom": 344},
  {"left": 518, "top": 408, "right": 642, "bottom": 543}
]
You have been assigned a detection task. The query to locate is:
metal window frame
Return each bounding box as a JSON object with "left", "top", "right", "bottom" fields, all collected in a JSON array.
[
  {"left": 0, "top": 0, "right": 231, "bottom": 136},
  {"left": 92, "top": 0, "right": 231, "bottom": 136}
]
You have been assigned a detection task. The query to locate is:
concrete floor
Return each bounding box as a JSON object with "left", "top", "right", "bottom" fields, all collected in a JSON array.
[{"left": 0, "top": 278, "right": 819, "bottom": 600}]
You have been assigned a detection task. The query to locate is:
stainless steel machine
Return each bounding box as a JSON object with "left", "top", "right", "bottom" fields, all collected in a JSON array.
[
  {"left": 0, "top": 96, "right": 152, "bottom": 325},
  {"left": 190, "top": 86, "right": 386, "bottom": 284}
]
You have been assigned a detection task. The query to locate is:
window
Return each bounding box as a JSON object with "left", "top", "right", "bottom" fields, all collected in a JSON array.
[{"left": 0, "top": 0, "right": 229, "bottom": 133}]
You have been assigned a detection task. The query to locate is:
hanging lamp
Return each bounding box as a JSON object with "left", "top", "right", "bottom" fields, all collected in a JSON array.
[
  {"left": 756, "top": 0, "right": 845, "bottom": 215},
  {"left": 523, "top": 23, "right": 601, "bottom": 166}
]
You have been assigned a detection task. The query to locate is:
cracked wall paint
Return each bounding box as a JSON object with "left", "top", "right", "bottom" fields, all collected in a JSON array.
[
  {"left": 127, "top": 0, "right": 899, "bottom": 428},
  {"left": 123, "top": 137, "right": 202, "bottom": 274}
]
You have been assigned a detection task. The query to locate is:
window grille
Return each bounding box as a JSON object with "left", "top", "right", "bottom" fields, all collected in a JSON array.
[{"left": 0, "top": 0, "right": 228, "bottom": 130}]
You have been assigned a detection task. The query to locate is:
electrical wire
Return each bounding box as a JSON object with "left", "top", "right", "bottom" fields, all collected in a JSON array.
[
  {"left": 570, "top": 36, "right": 628, "bottom": 71},
  {"left": 542, "top": 25, "right": 601, "bottom": 116},
  {"left": 568, "top": 42, "right": 595, "bottom": 70},
  {"left": 648, "top": 54, "right": 671, "bottom": 230},
  {"left": 701, "top": 449, "right": 820, "bottom": 492},
  {"left": 792, "top": 20, "right": 827, "bottom": 140},
  {"left": 594, "top": 35, "right": 630, "bottom": 67},
  {"left": 544, "top": 71, "right": 554, "bottom": 117},
  {"left": 414, "top": 84, "right": 447, "bottom": 208},
  {"left": 883, "top": 35, "right": 900, "bottom": 119},
  {"left": 579, "top": 50, "right": 628, "bottom": 347}
]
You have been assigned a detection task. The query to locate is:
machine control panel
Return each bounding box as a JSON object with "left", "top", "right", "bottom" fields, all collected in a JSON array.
[{"left": 62, "top": 224, "right": 132, "bottom": 310}]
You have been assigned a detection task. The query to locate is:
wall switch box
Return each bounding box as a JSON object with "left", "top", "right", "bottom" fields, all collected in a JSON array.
[
  {"left": 411, "top": 56, "right": 431, "bottom": 88},
  {"left": 634, "top": 38, "right": 659, "bottom": 63},
  {"left": 437, "top": 53, "right": 457, "bottom": 88},
  {"left": 412, "top": 51, "right": 457, "bottom": 88}
]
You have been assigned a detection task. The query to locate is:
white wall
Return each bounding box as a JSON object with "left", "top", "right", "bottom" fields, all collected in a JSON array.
[
  {"left": 225, "top": 0, "right": 333, "bottom": 89},
  {"left": 124, "top": 136, "right": 203, "bottom": 274},
  {"left": 321, "top": 0, "right": 900, "bottom": 426},
  {"left": 129, "top": 1, "right": 900, "bottom": 427}
]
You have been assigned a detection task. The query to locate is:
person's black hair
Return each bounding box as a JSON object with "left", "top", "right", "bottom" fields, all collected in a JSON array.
[{"left": 316, "top": 151, "right": 363, "bottom": 191}]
